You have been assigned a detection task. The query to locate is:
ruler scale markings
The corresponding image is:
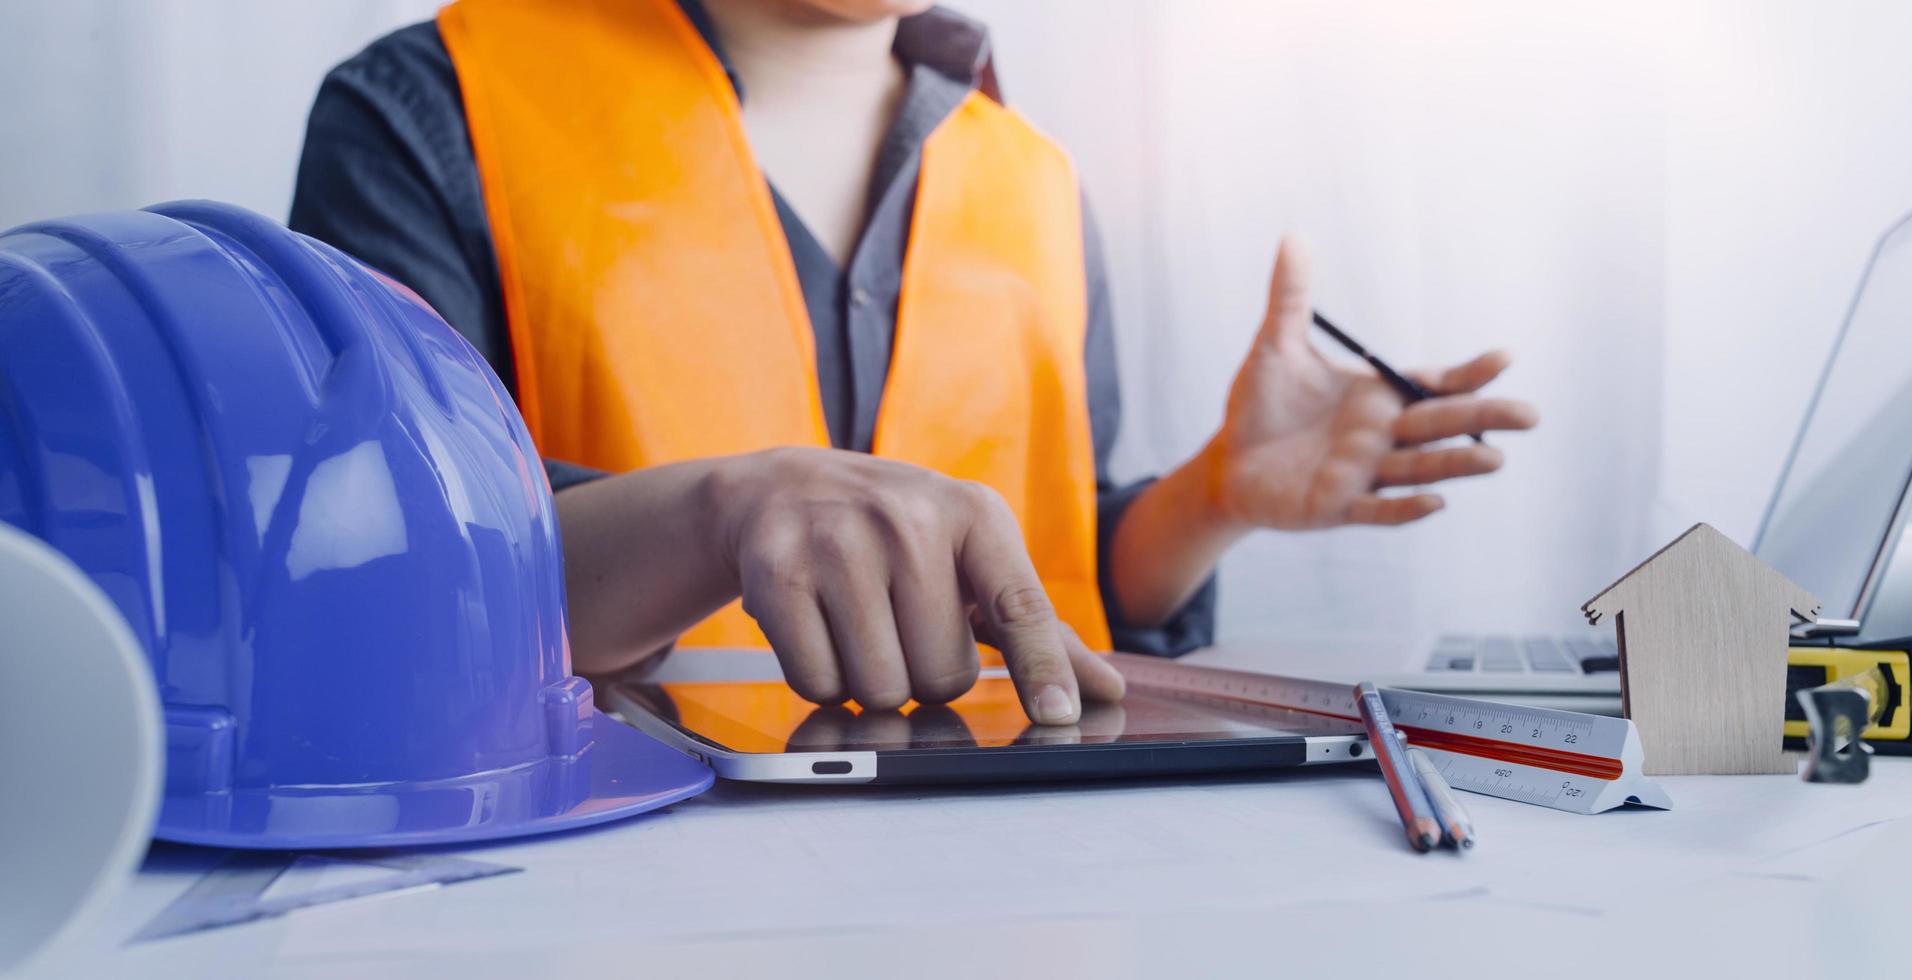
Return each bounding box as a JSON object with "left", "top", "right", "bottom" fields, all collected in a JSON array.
[{"left": 1108, "top": 653, "right": 1672, "bottom": 815}]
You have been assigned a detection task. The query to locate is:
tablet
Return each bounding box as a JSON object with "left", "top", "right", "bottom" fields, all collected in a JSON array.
[{"left": 603, "top": 653, "right": 1366, "bottom": 784}]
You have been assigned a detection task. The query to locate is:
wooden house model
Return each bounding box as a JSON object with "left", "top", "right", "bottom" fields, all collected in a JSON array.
[{"left": 1583, "top": 523, "right": 1822, "bottom": 775}]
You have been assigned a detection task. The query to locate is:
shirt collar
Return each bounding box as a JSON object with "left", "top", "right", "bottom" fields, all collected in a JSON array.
[
  {"left": 675, "top": 0, "right": 992, "bottom": 102},
  {"left": 894, "top": 6, "right": 991, "bottom": 89}
]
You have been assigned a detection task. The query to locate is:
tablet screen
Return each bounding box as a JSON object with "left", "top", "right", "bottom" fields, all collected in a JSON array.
[{"left": 622, "top": 676, "right": 1361, "bottom": 754}]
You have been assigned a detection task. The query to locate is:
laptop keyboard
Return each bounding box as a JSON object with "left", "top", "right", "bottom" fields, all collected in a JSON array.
[{"left": 1424, "top": 634, "right": 1619, "bottom": 674}]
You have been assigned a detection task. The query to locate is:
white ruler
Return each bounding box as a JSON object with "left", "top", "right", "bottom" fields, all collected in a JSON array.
[{"left": 1109, "top": 653, "right": 1671, "bottom": 814}]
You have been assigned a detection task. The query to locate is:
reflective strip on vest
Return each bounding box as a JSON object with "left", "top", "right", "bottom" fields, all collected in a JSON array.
[{"left": 440, "top": 0, "right": 1110, "bottom": 651}]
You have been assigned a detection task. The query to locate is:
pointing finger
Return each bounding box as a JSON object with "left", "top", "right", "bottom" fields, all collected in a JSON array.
[{"left": 955, "top": 489, "right": 1080, "bottom": 726}]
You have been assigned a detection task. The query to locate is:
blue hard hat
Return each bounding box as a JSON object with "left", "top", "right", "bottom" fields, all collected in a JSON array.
[{"left": 0, "top": 201, "right": 711, "bottom": 849}]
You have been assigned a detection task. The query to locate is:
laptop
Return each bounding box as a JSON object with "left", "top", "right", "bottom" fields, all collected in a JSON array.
[{"left": 1381, "top": 211, "right": 1912, "bottom": 711}]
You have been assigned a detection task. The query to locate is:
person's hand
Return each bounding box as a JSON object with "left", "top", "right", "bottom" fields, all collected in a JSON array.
[
  {"left": 1202, "top": 236, "right": 1538, "bottom": 530},
  {"left": 706, "top": 447, "right": 1126, "bottom": 724}
]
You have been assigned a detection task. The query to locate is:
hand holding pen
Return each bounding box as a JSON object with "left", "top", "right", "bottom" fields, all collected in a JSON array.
[
  {"left": 1195, "top": 236, "right": 1537, "bottom": 535},
  {"left": 1311, "top": 311, "right": 1483, "bottom": 445}
]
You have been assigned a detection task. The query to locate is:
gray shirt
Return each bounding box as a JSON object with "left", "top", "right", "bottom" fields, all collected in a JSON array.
[{"left": 287, "top": 1, "right": 1215, "bottom": 652}]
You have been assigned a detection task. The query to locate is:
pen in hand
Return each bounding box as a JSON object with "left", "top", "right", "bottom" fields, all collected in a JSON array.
[{"left": 1312, "top": 311, "right": 1485, "bottom": 445}]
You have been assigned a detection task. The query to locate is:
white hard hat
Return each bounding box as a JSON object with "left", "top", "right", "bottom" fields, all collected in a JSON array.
[{"left": 0, "top": 522, "right": 161, "bottom": 975}]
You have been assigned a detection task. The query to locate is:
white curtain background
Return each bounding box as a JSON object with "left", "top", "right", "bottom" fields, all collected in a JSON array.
[{"left": 6, "top": 1, "right": 1911, "bottom": 666}]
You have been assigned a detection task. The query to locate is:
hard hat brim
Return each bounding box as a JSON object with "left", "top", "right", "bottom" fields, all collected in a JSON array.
[{"left": 152, "top": 712, "right": 713, "bottom": 850}]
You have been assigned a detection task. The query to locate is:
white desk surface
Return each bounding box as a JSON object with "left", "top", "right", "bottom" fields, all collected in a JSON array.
[{"left": 36, "top": 654, "right": 1912, "bottom": 980}]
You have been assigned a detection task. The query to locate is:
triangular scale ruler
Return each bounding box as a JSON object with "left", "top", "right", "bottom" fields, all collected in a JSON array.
[{"left": 1109, "top": 653, "right": 1671, "bottom": 814}]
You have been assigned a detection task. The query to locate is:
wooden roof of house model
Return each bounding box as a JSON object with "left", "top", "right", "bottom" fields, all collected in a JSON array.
[{"left": 1582, "top": 522, "right": 1822, "bottom": 627}]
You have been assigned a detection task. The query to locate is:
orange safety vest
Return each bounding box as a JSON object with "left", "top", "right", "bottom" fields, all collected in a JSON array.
[{"left": 440, "top": 0, "right": 1110, "bottom": 651}]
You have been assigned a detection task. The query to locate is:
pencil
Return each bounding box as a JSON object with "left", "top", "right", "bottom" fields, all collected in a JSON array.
[
  {"left": 1354, "top": 682, "right": 1442, "bottom": 852},
  {"left": 1408, "top": 747, "right": 1476, "bottom": 849},
  {"left": 1312, "top": 311, "right": 1485, "bottom": 445}
]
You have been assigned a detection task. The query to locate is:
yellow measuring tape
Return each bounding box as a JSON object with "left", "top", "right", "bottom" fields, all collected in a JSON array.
[{"left": 1783, "top": 647, "right": 1909, "bottom": 743}]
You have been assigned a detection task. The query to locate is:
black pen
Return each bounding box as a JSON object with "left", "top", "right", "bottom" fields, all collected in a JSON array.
[{"left": 1312, "top": 311, "right": 1484, "bottom": 445}]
